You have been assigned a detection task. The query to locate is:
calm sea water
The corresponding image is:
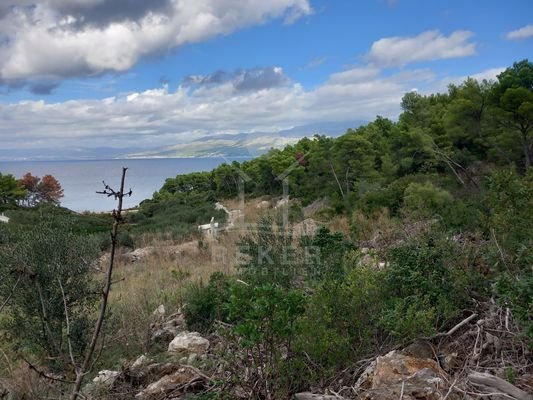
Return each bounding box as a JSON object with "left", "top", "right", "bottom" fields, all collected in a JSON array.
[{"left": 0, "top": 158, "right": 241, "bottom": 212}]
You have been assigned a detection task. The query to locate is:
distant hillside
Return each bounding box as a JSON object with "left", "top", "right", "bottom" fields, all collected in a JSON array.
[{"left": 125, "top": 120, "right": 367, "bottom": 158}]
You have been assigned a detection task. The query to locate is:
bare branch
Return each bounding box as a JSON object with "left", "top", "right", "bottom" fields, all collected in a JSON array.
[
  {"left": 0, "top": 274, "right": 22, "bottom": 314},
  {"left": 468, "top": 372, "right": 533, "bottom": 400},
  {"left": 22, "top": 356, "right": 75, "bottom": 384},
  {"left": 329, "top": 162, "right": 345, "bottom": 199},
  {"left": 69, "top": 167, "right": 131, "bottom": 400},
  {"left": 58, "top": 278, "right": 77, "bottom": 371}
]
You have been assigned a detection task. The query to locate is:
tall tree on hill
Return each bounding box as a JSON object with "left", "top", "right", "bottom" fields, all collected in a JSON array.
[
  {"left": 493, "top": 60, "right": 533, "bottom": 170},
  {"left": 18, "top": 172, "right": 64, "bottom": 206},
  {"left": 0, "top": 172, "right": 26, "bottom": 208},
  {"left": 38, "top": 174, "right": 64, "bottom": 204},
  {"left": 18, "top": 172, "right": 40, "bottom": 206}
]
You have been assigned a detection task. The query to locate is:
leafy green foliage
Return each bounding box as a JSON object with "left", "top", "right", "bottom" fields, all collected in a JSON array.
[
  {"left": 487, "top": 168, "right": 533, "bottom": 336},
  {"left": 382, "top": 234, "right": 471, "bottom": 339},
  {"left": 0, "top": 216, "right": 100, "bottom": 365},
  {"left": 402, "top": 181, "right": 453, "bottom": 219},
  {"left": 0, "top": 172, "right": 26, "bottom": 209},
  {"left": 224, "top": 283, "right": 307, "bottom": 398},
  {"left": 237, "top": 217, "right": 298, "bottom": 288},
  {"left": 183, "top": 272, "right": 232, "bottom": 333},
  {"left": 305, "top": 227, "right": 352, "bottom": 281},
  {"left": 131, "top": 192, "right": 226, "bottom": 238},
  {"left": 297, "top": 262, "right": 385, "bottom": 373}
]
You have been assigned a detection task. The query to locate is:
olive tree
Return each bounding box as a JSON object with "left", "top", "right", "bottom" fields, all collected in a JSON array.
[{"left": 0, "top": 216, "right": 100, "bottom": 367}]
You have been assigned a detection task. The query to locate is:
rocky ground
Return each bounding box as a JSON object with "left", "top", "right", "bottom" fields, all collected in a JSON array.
[{"left": 73, "top": 299, "right": 532, "bottom": 400}]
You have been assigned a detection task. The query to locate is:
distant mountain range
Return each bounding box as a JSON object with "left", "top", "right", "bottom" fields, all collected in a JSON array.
[
  {"left": 1, "top": 121, "right": 366, "bottom": 161},
  {"left": 125, "top": 120, "right": 367, "bottom": 159}
]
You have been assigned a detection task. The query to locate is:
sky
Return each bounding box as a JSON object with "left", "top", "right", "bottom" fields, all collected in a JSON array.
[{"left": 0, "top": 0, "right": 532, "bottom": 158}]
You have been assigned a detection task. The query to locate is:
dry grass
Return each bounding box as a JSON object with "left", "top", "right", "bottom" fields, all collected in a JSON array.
[
  {"left": 224, "top": 196, "right": 274, "bottom": 224},
  {"left": 325, "top": 214, "right": 350, "bottom": 235},
  {"left": 101, "top": 197, "right": 276, "bottom": 357},
  {"left": 104, "top": 238, "right": 236, "bottom": 360},
  {"left": 0, "top": 363, "right": 63, "bottom": 399}
]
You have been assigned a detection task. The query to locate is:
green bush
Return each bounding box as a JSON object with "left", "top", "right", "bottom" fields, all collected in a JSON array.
[
  {"left": 237, "top": 217, "right": 299, "bottom": 288},
  {"left": 487, "top": 168, "right": 533, "bottom": 337},
  {"left": 297, "top": 261, "right": 385, "bottom": 374},
  {"left": 132, "top": 192, "right": 225, "bottom": 239},
  {"left": 183, "top": 272, "right": 232, "bottom": 333},
  {"left": 305, "top": 227, "right": 352, "bottom": 281},
  {"left": 0, "top": 216, "right": 100, "bottom": 367},
  {"left": 382, "top": 234, "right": 470, "bottom": 339},
  {"left": 402, "top": 181, "right": 453, "bottom": 220},
  {"left": 224, "top": 283, "right": 307, "bottom": 398}
]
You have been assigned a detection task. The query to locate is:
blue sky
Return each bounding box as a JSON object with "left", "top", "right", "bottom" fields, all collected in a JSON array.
[{"left": 0, "top": 0, "right": 532, "bottom": 157}]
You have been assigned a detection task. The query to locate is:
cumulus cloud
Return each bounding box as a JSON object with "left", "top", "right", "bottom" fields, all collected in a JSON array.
[
  {"left": 184, "top": 67, "right": 290, "bottom": 92},
  {"left": 0, "top": 0, "right": 311, "bottom": 85},
  {"left": 0, "top": 63, "right": 443, "bottom": 151},
  {"left": 366, "top": 30, "right": 476, "bottom": 67},
  {"left": 0, "top": 60, "right": 506, "bottom": 154},
  {"left": 506, "top": 24, "right": 533, "bottom": 40}
]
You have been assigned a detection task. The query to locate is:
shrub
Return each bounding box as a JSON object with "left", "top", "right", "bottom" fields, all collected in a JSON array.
[
  {"left": 350, "top": 207, "right": 400, "bottom": 248},
  {"left": 237, "top": 217, "right": 299, "bottom": 288},
  {"left": 382, "top": 233, "right": 470, "bottom": 339},
  {"left": 223, "top": 283, "right": 307, "bottom": 398},
  {"left": 304, "top": 227, "right": 352, "bottom": 281},
  {"left": 402, "top": 181, "right": 453, "bottom": 220},
  {"left": 183, "top": 272, "right": 232, "bottom": 333},
  {"left": 297, "top": 261, "right": 385, "bottom": 374},
  {"left": 0, "top": 216, "right": 100, "bottom": 367},
  {"left": 487, "top": 168, "right": 533, "bottom": 337}
]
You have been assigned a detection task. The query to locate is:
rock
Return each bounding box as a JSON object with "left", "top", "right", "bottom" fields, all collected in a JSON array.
[
  {"left": 402, "top": 339, "right": 435, "bottom": 359},
  {"left": 168, "top": 331, "right": 209, "bottom": 355},
  {"left": 92, "top": 370, "right": 120, "bottom": 388},
  {"left": 150, "top": 311, "right": 185, "bottom": 344},
  {"left": 274, "top": 197, "right": 289, "bottom": 209},
  {"left": 162, "top": 312, "right": 185, "bottom": 333},
  {"left": 123, "top": 246, "right": 154, "bottom": 263},
  {"left": 135, "top": 366, "right": 202, "bottom": 399},
  {"left": 356, "top": 350, "right": 449, "bottom": 400},
  {"left": 151, "top": 328, "right": 175, "bottom": 345},
  {"left": 256, "top": 200, "right": 271, "bottom": 209},
  {"left": 153, "top": 304, "right": 166, "bottom": 319},
  {"left": 125, "top": 362, "right": 180, "bottom": 387},
  {"left": 214, "top": 202, "right": 227, "bottom": 212},
  {"left": 295, "top": 393, "right": 342, "bottom": 400},
  {"left": 131, "top": 355, "right": 152, "bottom": 371},
  {"left": 303, "top": 197, "right": 328, "bottom": 217}
]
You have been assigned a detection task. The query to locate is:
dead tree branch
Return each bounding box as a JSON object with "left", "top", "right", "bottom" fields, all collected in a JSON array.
[
  {"left": 468, "top": 372, "right": 533, "bottom": 400},
  {"left": 69, "top": 167, "right": 131, "bottom": 400},
  {"left": 329, "top": 162, "right": 345, "bottom": 199},
  {"left": 0, "top": 274, "right": 22, "bottom": 314},
  {"left": 58, "top": 278, "right": 77, "bottom": 371}
]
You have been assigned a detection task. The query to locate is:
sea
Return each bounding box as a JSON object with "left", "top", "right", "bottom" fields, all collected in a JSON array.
[{"left": 0, "top": 158, "right": 244, "bottom": 212}]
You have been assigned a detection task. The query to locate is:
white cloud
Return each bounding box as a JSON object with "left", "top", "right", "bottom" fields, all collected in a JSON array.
[
  {"left": 506, "top": 24, "right": 533, "bottom": 40},
  {"left": 0, "top": 65, "right": 417, "bottom": 150},
  {"left": 327, "top": 66, "right": 380, "bottom": 84},
  {"left": 468, "top": 67, "right": 505, "bottom": 82},
  {"left": 0, "top": 0, "right": 312, "bottom": 82},
  {"left": 366, "top": 30, "right": 476, "bottom": 67}
]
